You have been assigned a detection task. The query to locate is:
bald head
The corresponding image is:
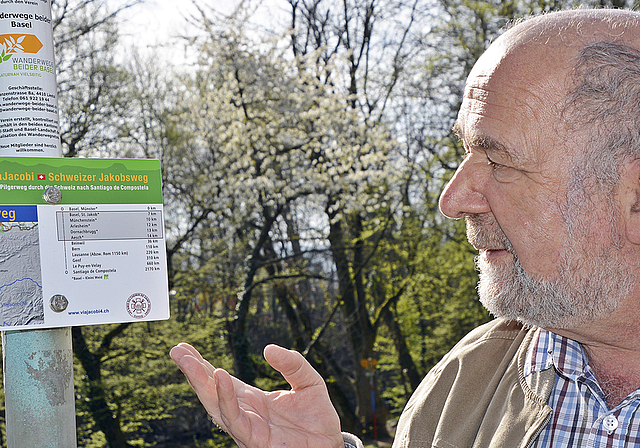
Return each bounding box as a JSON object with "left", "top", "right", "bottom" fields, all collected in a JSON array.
[
  {"left": 469, "top": 9, "right": 640, "bottom": 89},
  {"left": 504, "top": 9, "right": 640, "bottom": 48}
]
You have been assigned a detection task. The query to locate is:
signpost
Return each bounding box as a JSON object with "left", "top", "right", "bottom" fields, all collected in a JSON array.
[
  {"left": 0, "top": 2, "right": 170, "bottom": 446},
  {"left": 0, "top": 158, "right": 170, "bottom": 444},
  {"left": 0, "top": 1, "right": 75, "bottom": 446}
]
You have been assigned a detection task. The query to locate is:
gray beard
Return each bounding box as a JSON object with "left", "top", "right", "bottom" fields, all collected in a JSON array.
[{"left": 468, "top": 215, "right": 634, "bottom": 329}]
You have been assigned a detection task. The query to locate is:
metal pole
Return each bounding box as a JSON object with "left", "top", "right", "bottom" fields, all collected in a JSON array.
[
  {"left": 0, "top": 0, "right": 77, "bottom": 446},
  {"left": 3, "top": 328, "right": 76, "bottom": 447}
]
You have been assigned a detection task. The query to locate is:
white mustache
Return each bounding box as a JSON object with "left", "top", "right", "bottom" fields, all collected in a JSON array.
[{"left": 465, "top": 214, "right": 515, "bottom": 254}]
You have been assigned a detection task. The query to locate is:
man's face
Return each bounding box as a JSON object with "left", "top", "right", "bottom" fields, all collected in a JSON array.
[{"left": 438, "top": 39, "right": 634, "bottom": 329}]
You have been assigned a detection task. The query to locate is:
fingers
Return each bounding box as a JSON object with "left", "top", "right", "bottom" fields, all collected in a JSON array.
[
  {"left": 170, "top": 344, "right": 215, "bottom": 381},
  {"left": 169, "top": 343, "right": 198, "bottom": 365},
  {"left": 170, "top": 343, "right": 253, "bottom": 441},
  {"left": 169, "top": 343, "right": 202, "bottom": 365},
  {"left": 172, "top": 343, "right": 323, "bottom": 393},
  {"left": 171, "top": 343, "right": 211, "bottom": 368},
  {"left": 170, "top": 343, "right": 224, "bottom": 419},
  {"left": 264, "top": 344, "right": 325, "bottom": 390},
  {"left": 214, "top": 368, "right": 243, "bottom": 428}
]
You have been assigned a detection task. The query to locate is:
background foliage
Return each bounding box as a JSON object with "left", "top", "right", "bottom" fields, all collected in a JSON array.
[{"left": 0, "top": 0, "right": 638, "bottom": 446}]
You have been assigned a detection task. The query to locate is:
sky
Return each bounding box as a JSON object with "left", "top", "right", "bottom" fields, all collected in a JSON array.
[
  {"left": 118, "top": 0, "right": 201, "bottom": 53},
  {"left": 118, "top": 0, "right": 289, "bottom": 56}
]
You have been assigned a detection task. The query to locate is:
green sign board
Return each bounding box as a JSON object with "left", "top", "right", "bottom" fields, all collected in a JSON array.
[{"left": 0, "top": 157, "right": 162, "bottom": 204}]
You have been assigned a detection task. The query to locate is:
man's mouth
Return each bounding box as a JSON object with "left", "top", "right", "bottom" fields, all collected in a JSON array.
[
  {"left": 480, "top": 248, "right": 511, "bottom": 259},
  {"left": 465, "top": 214, "right": 515, "bottom": 259}
]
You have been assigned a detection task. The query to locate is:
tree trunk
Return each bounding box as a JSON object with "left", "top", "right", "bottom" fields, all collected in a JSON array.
[
  {"left": 72, "top": 325, "right": 133, "bottom": 448},
  {"left": 327, "top": 213, "right": 390, "bottom": 440},
  {"left": 382, "top": 305, "right": 422, "bottom": 392},
  {"left": 276, "top": 283, "right": 360, "bottom": 432}
]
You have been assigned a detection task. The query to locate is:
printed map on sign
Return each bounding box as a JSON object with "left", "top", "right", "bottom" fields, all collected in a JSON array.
[{"left": 0, "top": 206, "right": 44, "bottom": 327}]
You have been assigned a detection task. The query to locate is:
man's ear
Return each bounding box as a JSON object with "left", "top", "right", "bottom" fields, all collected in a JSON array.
[{"left": 623, "top": 158, "right": 640, "bottom": 245}]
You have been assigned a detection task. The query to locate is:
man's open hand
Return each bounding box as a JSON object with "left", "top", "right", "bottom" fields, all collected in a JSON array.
[{"left": 170, "top": 343, "right": 344, "bottom": 448}]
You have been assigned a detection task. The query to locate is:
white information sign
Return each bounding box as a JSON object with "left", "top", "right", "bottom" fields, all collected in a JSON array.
[
  {"left": 37, "top": 204, "right": 168, "bottom": 328},
  {"left": 0, "top": 0, "right": 61, "bottom": 156}
]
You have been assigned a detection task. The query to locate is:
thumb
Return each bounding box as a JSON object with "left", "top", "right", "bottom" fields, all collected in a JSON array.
[{"left": 263, "top": 345, "right": 324, "bottom": 390}]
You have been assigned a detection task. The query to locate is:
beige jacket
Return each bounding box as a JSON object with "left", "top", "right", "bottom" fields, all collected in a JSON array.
[{"left": 392, "top": 319, "right": 556, "bottom": 448}]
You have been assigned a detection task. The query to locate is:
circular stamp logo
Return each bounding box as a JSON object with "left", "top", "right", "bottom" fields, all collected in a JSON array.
[{"left": 126, "top": 293, "right": 151, "bottom": 319}]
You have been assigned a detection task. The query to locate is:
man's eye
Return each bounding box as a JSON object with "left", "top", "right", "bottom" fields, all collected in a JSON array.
[
  {"left": 488, "top": 159, "right": 523, "bottom": 182},
  {"left": 488, "top": 160, "right": 504, "bottom": 170}
]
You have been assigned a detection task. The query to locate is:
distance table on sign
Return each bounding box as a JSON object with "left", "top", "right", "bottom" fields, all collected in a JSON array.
[
  {"left": 52, "top": 205, "right": 164, "bottom": 278},
  {"left": 56, "top": 207, "right": 163, "bottom": 242}
]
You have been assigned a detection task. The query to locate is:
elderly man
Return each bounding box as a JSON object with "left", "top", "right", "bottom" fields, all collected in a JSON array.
[{"left": 171, "top": 8, "right": 640, "bottom": 447}]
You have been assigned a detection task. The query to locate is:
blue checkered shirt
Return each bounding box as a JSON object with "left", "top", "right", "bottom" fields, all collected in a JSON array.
[{"left": 525, "top": 328, "right": 640, "bottom": 447}]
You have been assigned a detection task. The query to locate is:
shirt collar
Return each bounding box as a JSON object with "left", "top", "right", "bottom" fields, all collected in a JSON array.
[{"left": 525, "top": 327, "right": 590, "bottom": 380}]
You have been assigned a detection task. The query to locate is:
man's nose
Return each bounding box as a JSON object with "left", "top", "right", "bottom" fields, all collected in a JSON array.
[{"left": 438, "top": 158, "right": 491, "bottom": 219}]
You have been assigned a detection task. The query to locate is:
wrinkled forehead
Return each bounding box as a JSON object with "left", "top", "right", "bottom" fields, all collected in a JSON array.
[
  {"left": 464, "top": 17, "right": 576, "bottom": 95},
  {"left": 461, "top": 39, "right": 569, "bottom": 114},
  {"left": 456, "top": 40, "right": 569, "bottom": 153}
]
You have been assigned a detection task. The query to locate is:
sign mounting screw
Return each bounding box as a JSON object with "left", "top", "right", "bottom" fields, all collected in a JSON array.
[
  {"left": 49, "top": 295, "right": 69, "bottom": 313},
  {"left": 43, "top": 186, "right": 62, "bottom": 204}
]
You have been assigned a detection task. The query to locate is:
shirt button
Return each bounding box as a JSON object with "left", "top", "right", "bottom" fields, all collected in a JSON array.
[{"left": 603, "top": 415, "right": 619, "bottom": 433}]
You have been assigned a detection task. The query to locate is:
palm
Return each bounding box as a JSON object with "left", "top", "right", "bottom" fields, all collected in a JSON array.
[{"left": 170, "top": 343, "right": 343, "bottom": 448}]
